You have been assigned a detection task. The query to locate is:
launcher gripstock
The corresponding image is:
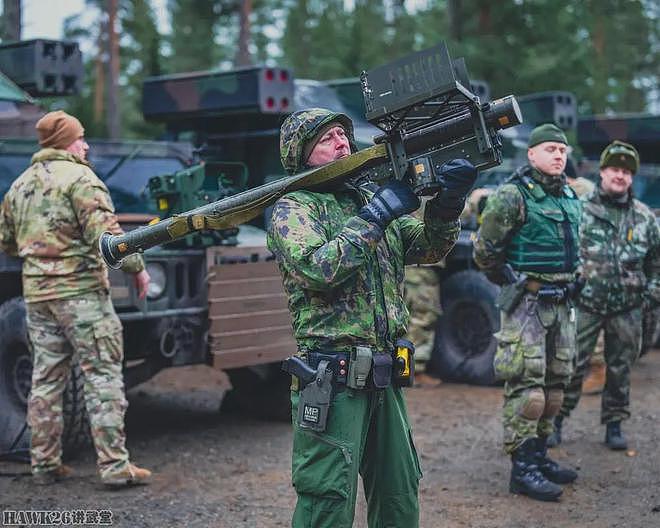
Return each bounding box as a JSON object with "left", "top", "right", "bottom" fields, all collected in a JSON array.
[{"left": 99, "top": 42, "right": 522, "bottom": 269}]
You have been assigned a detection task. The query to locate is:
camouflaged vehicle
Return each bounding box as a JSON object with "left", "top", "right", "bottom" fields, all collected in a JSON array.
[
  {"left": 0, "top": 43, "right": 304, "bottom": 459},
  {"left": 0, "top": 56, "right": 390, "bottom": 460}
]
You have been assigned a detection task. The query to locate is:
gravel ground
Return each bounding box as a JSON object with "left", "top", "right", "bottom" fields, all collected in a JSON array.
[{"left": 1, "top": 352, "right": 659, "bottom": 528}]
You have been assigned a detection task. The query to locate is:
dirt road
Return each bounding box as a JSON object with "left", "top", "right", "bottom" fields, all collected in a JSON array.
[{"left": 1, "top": 352, "right": 659, "bottom": 528}]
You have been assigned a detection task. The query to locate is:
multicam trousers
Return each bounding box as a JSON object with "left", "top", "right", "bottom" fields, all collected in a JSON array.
[
  {"left": 404, "top": 267, "right": 441, "bottom": 366},
  {"left": 26, "top": 289, "right": 130, "bottom": 478},
  {"left": 561, "top": 306, "right": 643, "bottom": 424},
  {"left": 493, "top": 293, "right": 577, "bottom": 454}
]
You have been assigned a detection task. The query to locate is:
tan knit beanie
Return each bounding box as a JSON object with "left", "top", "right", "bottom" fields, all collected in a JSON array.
[{"left": 35, "top": 110, "right": 85, "bottom": 149}]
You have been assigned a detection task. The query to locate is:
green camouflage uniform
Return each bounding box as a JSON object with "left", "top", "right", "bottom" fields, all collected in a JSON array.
[
  {"left": 0, "top": 148, "right": 143, "bottom": 479},
  {"left": 474, "top": 166, "right": 581, "bottom": 454},
  {"left": 269, "top": 109, "right": 460, "bottom": 528},
  {"left": 561, "top": 186, "right": 660, "bottom": 423}
]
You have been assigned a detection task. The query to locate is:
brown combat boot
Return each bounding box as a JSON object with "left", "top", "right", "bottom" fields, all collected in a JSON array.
[
  {"left": 582, "top": 363, "right": 606, "bottom": 395},
  {"left": 102, "top": 463, "right": 152, "bottom": 488},
  {"left": 33, "top": 464, "right": 74, "bottom": 485}
]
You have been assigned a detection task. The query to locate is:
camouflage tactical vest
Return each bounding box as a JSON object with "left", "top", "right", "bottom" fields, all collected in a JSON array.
[{"left": 506, "top": 171, "right": 581, "bottom": 274}]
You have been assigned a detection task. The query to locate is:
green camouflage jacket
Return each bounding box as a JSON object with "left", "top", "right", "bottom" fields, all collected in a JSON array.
[
  {"left": 579, "top": 187, "right": 660, "bottom": 315},
  {"left": 267, "top": 180, "right": 459, "bottom": 354},
  {"left": 473, "top": 166, "right": 579, "bottom": 283},
  {"left": 0, "top": 148, "right": 144, "bottom": 303}
]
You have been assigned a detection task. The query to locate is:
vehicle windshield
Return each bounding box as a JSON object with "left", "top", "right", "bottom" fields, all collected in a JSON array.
[
  {"left": 93, "top": 155, "right": 187, "bottom": 213},
  {"left": 0, "top": 150, "right": 187, "bottom": 214}
]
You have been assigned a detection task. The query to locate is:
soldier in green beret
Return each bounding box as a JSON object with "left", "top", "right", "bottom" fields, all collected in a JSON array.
[
  {"left": 474, "top": 123, "right": 581, "bottom": 502},
  {"left": 549, "top": 140, "right": 660, "bottom": 450},
  {"left": 268, "top": 108, "right": 477, "bottom": 527}
]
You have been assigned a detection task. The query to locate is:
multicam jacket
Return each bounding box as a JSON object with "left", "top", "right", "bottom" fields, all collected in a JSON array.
[
  {"left": 267, "top": 179, "right": 459, "bottom": 354},
  {"left": 0, "top": 148, "right": 144, "bottom": 303},
  {"left": 473, "top": 166, "right": 580, "bottom": 284},
  {"left": 579, "top": 187, "right": 660, "bottom": 315}
]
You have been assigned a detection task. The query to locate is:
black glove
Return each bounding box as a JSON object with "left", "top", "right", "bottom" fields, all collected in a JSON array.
[
  {"left": 432, "top": 158, "right": 478, "bottom": 220},
  {"left": 358, "top": 180, "right": 420, "bottom": 230}
]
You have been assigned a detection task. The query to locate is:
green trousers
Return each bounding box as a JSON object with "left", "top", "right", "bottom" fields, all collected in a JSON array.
[
  {"left": 561, "top": 307, "right": 643, "bottom": 423},
  {"left": 290, "top": 386, "right": 422, "bottom": 528}
]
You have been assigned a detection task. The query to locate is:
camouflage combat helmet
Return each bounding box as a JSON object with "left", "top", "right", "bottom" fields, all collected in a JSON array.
[
  {"left": 280, "top": 108, "right": 357, "bottom": 174},
  {"left": 600, "top": 140, "right": 640, "bottom": 174}
]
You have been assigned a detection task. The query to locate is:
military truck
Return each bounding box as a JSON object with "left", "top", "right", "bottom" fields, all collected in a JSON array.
[{"left": 0, "top": 42, "right": 302, "bottom": 459}]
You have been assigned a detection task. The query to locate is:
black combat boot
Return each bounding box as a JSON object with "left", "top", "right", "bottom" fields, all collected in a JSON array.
[
  {"left": 509, "top": 438, "right": 563, "bottom": 502},
  {"left": 535, "top": 436, "right": 578, "bottom": 484},
  {"left": 605, "top": 421, "right": 628, "bottom": 450},
  {"left": 546, "top": 415, "right": 563, "bottom": 447}
]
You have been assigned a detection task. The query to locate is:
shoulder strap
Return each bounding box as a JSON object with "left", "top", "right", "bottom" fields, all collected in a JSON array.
[{"left": 507, "top": 166, "right": 546, "bottom": 202}]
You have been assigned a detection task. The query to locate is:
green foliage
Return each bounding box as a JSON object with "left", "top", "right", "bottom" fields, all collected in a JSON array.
[
  {"left": 167, "top": 0, "right": 219, "bottom": 72},
  {"left": 279, "top": 0, "right": 657, "bottom": 114},
  {"left": 51, "top": 0, "right": 657, "bottom": 140}
]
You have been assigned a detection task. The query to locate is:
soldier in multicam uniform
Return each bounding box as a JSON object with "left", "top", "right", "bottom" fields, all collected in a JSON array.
[
  {"left": 0, "top": 111, "right": 152, "bottom": 487},
  {"left": 404, "top": 197, "right": 444, "bottom": 376},
  {"left": 549, "top": 141, "right": 660, "bottom": 450},
  {"left": 403, "top": 264, "right": 441, "bottom": 375},
  {"left": 474, "top": 123, "right": 581, "bottom": 502},
  {"left": 268, "top": 108, "right": 476, "bottom": 527}
]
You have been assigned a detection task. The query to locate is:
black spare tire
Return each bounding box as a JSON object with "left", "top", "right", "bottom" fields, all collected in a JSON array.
[
  {"left": 0, "top": 297, "right": 32, "bottom": 460},
  {"left": 430, "top": 270, "right": 500, "bottom": 385},
  {"left": 0, "top": 297, "right": 91, "bottom": 461}
]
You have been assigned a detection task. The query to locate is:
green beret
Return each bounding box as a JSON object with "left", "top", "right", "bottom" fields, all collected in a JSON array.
[
  {"left": 528, "top": 123, "right": 568, "bottom": 148},
  {"left": 600, "top": 140, "right": 639, "bottom": 174}
]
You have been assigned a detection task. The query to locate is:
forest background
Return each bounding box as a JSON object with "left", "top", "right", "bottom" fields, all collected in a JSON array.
[{"left": 0, "top": 0, "right": 658, "bottom": 139}]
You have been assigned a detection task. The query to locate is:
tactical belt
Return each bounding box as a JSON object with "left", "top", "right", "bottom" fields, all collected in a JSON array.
[{"left": 303, "top": 347, "right": 397, "bottom": 392}]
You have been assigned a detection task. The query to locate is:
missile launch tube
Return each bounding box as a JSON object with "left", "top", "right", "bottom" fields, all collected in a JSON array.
[{"left": 100, "top": 95, "right": 522, "bottom": 269}]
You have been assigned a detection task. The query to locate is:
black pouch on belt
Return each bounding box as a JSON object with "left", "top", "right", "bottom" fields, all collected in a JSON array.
[{"left": 370, "top": 353, "right": 393, "bottom": 389}]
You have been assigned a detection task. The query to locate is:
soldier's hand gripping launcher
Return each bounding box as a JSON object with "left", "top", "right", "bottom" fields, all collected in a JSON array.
[{"left": 99, "top": 41, "right": 522, "bottom": 269}]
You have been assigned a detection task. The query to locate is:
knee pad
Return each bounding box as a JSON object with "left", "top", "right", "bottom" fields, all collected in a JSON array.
[
  {"left": 519, "top": 388, "right": 545, "bottom": 420},
  {"left": 542, "top": 389, "right": 564, "bottom": 418}
]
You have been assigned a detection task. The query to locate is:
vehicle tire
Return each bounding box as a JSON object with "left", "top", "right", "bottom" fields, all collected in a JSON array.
[
  {"left": 62, "top": 363, "right": 92, "bottom": 457},
  {"left": 223, "top": 363, "right": 291, "bottom": 422},
  {"left": 0, "top": 297, "right": 91, "bottom": 461},
  {"left": 0, "top": 297, "right": 32, "bottom": 461},
  {"left": 430, "top": 270, "right": 500, "bottom": 385}
]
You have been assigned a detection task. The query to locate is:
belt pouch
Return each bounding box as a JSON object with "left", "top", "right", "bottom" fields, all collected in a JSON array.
[
  {"left": 347, "top": 346, "right": 372, "bottom": 389},
  {"left": 371, "top": 352, "right": 393, "bottom": 390}
]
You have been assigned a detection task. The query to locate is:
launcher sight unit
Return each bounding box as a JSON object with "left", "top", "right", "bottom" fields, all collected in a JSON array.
[
  {"left": 100, "top": 42, "right": 522, "bottom": 269},
  {"left": 359, "top": 43, "right": 521, "bottom": 195}
]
